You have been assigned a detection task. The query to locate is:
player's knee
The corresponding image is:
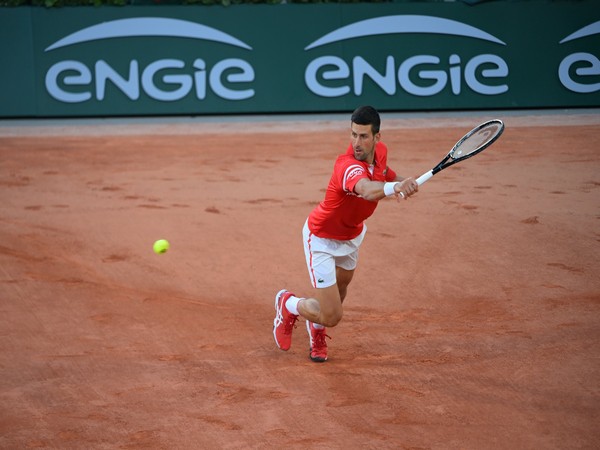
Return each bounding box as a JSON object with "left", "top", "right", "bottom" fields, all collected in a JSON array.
[{"left": 321, "top": 309, "right": 343, "bottom": 327}]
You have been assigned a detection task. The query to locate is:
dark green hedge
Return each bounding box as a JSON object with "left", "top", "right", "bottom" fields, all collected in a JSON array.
[{"left": 0, "top": 0, "right": 394, "bottom": 6}]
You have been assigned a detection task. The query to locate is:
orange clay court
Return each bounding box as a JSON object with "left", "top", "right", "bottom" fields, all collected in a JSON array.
[{"left": 0, "top": 110, "right": 598, "bottom": 449}]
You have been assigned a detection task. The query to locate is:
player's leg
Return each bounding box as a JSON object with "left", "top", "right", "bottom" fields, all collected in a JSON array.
[
  {"left": 274, "top": 221, "right": 361, "bottom": 356},
  {"left": 274, "top": 222, "right": 337, "bottom": 352},
  {"left": 298, "top": 266, "right": 354, "bottom": 324},
  {"left": 336, "top": 266, "right": 355, "bottom": 303},
  {"left": 274, "top": 268, "right": 354, "bottom": 362},
  {"left": 300, "top": 255, "right": 357, "bottom": 362},
  {"left": 297, "top": 283, "right": 343, "bottom": 327},
  {"left": 273, "top": 284, "right": 336, "bottom": 356},
  {"left": 299, "top": 222, "right": 361, "bottom": 325}
]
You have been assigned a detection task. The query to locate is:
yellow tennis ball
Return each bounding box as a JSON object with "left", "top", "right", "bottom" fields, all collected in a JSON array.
[{"left": 153, "top": 239, "right": 170, "bottom": 254}]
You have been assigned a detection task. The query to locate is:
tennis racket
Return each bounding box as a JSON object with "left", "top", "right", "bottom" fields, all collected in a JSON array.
[{"left": 416, "top": 119, "right": 505, "bottom": 186}]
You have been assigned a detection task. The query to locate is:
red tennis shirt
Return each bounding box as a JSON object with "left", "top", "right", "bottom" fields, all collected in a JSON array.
[{"left": 307, "top": 141, "right": 398, "bottom": 240}]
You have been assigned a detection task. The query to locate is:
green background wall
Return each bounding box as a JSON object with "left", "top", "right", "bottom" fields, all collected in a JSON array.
[{"left": 0, "top": 1, "right": 598, "bottom": 117}]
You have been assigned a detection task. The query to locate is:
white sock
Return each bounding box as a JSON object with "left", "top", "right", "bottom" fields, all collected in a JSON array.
[
  {"left": 312, "top": 322, "right": 325, "bottom": 329},
  {"left": 285, "top": 296, "right": 301, "bottom": 315}
]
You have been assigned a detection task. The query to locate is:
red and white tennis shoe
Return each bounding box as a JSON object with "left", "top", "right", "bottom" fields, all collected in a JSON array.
[
  {"left": 306, "top": 321, "right": 329, "bottom": 362},
  {"left": 273, "top": 289, "right": 299, "bottom": 351}
]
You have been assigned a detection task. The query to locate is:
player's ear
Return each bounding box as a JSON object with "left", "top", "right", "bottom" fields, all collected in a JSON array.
[{"left": 374, "top": 131, "right": 381, "bottom": 143}]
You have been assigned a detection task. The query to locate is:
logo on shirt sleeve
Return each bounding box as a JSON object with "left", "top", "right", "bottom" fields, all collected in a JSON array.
[
  {"left": 346, "top": 165, "right": 365, "bottom": 181},
  {"left": 343, "top": 164, "right": 366, "bottom": 192},
  {"left": 346, "top": 167, "right": 365, "bottom": 181}
]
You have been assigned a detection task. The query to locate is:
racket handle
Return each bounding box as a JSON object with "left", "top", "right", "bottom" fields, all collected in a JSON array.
[{"left": 416, "top": 171, "right": 433, "bottom": 186}]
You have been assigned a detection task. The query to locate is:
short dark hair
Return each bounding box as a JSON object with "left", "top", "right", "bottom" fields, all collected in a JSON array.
[{"left": 351, "top": 106, "right": 381, "bottom": 134}]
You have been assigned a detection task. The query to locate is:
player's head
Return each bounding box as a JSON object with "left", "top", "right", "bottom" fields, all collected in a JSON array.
[
  {"left": 350, "top": 106, "right": 380, "bottom": 163},
  {"left": 351, "top": 106, "right": 381, "bottom": 135}
]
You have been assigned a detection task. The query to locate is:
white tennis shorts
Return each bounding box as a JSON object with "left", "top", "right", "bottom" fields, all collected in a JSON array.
[{"left": 302, "top": 219, "right": 367, "bottom": 289}]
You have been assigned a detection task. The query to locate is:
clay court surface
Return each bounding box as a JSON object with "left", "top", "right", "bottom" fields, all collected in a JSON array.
[{"left": 1, "top": 110, "right": 599, "bottom": 449}]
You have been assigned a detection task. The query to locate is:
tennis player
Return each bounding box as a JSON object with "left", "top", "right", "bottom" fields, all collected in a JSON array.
[{"left": 273, "top": 106, "right": 418, "bottom": 362}]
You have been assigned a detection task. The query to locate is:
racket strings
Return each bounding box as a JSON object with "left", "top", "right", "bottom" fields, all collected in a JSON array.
[{"left": 452, "top": 123, "right": 503, "bottom": 159}]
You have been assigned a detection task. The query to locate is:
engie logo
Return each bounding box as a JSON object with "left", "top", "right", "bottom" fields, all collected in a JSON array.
[
  {"left": 44, "top": 17, "right": 255, "bottom": 103},
  {"left": 304, "top": 15, "right": 508, "bottom": 98},
  {"left": 558, "top": 20, "right": 600, "bottom": 93}
]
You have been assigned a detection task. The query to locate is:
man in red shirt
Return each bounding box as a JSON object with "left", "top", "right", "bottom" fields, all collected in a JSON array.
[{"left": 273, "top": 106, "right": 418, "bottom": 362}]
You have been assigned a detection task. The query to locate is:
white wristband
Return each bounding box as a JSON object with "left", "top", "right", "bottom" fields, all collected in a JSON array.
[{"left": 383, "top": 182, "right": 400, "bottom": 197}]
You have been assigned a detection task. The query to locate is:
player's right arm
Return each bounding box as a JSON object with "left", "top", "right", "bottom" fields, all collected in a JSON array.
[
  {"left": 354, "top": 178, "right": 417, "bottom": 201},
  {"left": 353, "top": 179, "right": 387, "bottom": 201}
]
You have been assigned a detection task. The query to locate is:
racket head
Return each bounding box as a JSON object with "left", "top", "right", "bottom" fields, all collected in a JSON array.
[{"left": 449, "top": 119, "right": 504, "bottom": 162}]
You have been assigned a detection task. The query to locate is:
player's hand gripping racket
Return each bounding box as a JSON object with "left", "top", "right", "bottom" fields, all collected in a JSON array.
[{"left": 416, "top": 119, "right": 505, "bottom": 186}]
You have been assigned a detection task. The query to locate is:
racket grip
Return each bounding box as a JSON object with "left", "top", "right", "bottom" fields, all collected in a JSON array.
[{"left": 416, "top": 171, "right": 433, "bottom": 186}]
